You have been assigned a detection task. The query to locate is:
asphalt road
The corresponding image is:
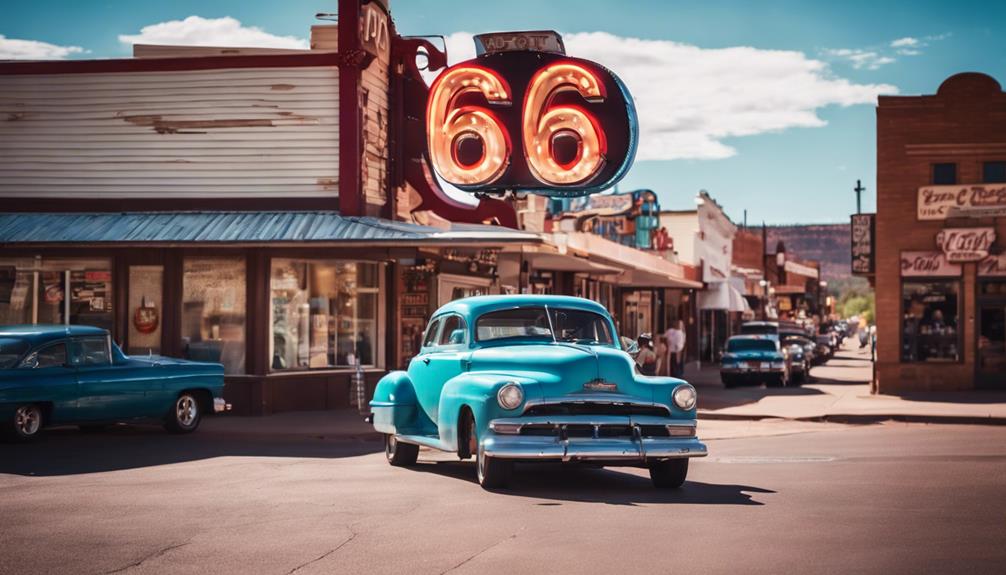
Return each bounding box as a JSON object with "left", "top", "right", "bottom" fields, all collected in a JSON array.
[{"left": 2, "top": 418, "right": 1004, "bottom": 575}]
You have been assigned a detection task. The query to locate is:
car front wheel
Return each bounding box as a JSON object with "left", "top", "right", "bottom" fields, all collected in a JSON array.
[
  {"left": 649, "top": 458, "right": 688, "bottom": 488},
  {"left": 385, "top": 434, "right": 419, "bottom": 466},
  {"left": 5, "top": 404, "right": 44, "bottom": 442},
  {"left": 164, "top": 392, "right": 202, "bottom": 434}
]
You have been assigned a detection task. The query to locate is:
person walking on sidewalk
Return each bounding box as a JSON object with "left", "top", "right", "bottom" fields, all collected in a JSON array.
[{"left": 665, "top": 320, "right": 687, "bottom": 378}]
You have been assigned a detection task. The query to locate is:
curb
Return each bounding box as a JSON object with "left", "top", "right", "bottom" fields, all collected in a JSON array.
[{"left": 698, "top": 411, "right": 1006, "bottom": 426}]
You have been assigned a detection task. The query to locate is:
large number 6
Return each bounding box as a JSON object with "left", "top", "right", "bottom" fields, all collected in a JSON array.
[
  {"left": 522, "top": 62, "right": 608, "bottom": 186},
  {"left": 426, "top": 65, "right": 512, "bottom": 186}
]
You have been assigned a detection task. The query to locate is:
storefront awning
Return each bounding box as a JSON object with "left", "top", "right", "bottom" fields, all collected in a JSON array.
[
  {"left": 556, "top": 232, "right": 703, "bottom": 289},
  {"left": 699, "top": 281, "right": 751, "bottom": 312},
  {"left": 521, "top": 252, "right": 623, "bottom": 275},
  {"left": 0, "top": 212, "right": 542, "bottom": 248}
]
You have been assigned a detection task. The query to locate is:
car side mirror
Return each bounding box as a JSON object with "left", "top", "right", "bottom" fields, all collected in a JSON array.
[
  {"left": 448, "top": 329, "right": 465, "bottom": 345},
  {"left": 624, "top": 340, "right": 640, "bottom": 358},
  {"left": 19, "top": 353, "right": 39, "bottom": 369}
]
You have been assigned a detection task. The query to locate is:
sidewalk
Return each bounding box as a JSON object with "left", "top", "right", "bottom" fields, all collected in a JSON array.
[{"left": 689, "top": 341, "right": 1006, "bottom": 425}]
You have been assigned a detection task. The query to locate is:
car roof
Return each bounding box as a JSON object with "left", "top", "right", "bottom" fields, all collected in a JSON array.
[
  {"left": 728, "top": 334, "right": 776, "bottom": 341},
  {"left": 0, "top": 324, "right": 108, "bottom": 345},
  {"left": 742, "top": 321, "right": 778, "bottom": 327},
  {"left": 433, "top": 295, "right": 610, "bottom": 320}
]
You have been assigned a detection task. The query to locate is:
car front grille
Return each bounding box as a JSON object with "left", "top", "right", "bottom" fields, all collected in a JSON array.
[
  {"left": 524, "top": 402, "right": 670, "bottom": 418},
  {"left": 518, "top": 423, "right": 674, "bottom": 438}
]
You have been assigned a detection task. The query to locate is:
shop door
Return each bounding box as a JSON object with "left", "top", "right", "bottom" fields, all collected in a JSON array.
[
  {"left": 127, "top": 265, "right": 164, "bottom": 355},
  {"left": 977, "top": 280, "right": 1006, "bottom": 389}
]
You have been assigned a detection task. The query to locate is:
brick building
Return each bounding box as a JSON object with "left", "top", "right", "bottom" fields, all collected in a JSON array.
[{"left": 875, "top": 72, "right": 1006, "bottom": 392}]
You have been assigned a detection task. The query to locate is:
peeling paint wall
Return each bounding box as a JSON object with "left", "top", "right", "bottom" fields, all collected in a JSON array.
[{"left": 0, "top": 66, "right": 340, "bottom": 199}]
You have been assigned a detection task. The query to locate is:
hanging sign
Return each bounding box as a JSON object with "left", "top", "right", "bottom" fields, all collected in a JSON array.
[
  {"left": 917, "top": 184, "right": 1006, "bottom": 220},
  {"left": 426, "top": 30, "right": 637, "bottom": 198},
  {"left": 935, "top": 227, "right": 996, "bottom": 262},
  {"left": 978, "top": 254, "right": 1006, "bottom": 277},
  {"left": 900, "top": 251, "right": 963, "bottom": 277},
  {"left": 850, "top": 213, "right": 875, "bottom": 275}
]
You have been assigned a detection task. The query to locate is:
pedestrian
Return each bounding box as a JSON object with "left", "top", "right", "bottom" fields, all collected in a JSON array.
[
  {"left": 635, "top": 333, "right": 657, "bottom": 376},
  {"left": 665, "top": 320, "right": 686, "bottom": 378},
  {"left": 656, "top": 336, "right": 669, "bottom": 376}
]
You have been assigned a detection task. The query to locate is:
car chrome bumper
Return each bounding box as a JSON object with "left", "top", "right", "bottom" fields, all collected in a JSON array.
[
  {"left": 213, "top": 397, "right": 232, "bottom": 413},
  {"left": 483, "top": 415, "right": 707, "bottom": 462}
]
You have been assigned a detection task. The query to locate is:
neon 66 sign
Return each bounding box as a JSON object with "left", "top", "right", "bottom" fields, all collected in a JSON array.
[{"left": 426, "top": 31, "right": 638, "bottom": 198}]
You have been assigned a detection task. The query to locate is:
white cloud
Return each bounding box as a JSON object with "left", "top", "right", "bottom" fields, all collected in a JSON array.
[
  {"left": 890, "top": 37, "right": 919, "bottom": 48},
  {"left": 433, "top": 32, "right": 896, "bottom": 161},
  {"left": 824, "top": 48, "right": 896, "bottom": 70},
  {"left": 0, "top": 34, "right": 85, "bottom": 60},
  {"left": 118, "top": 16, "right": 308, "bottom": 50}
]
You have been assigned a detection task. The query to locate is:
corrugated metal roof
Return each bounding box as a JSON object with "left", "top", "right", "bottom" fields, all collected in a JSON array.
[{"left": 0, "top": 212, "right": 540, "bottom": 246}]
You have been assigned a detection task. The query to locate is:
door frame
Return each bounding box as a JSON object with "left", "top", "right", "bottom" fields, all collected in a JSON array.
[{"left": 976, "top": 278, "right": 1006, "bottom": 389}]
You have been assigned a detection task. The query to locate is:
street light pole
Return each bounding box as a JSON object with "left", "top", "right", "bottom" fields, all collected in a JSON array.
[{"left": 854, "top": 180, "right": 865, "bottom": 214}]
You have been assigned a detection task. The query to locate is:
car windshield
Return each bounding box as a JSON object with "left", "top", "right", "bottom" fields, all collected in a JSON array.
[
  {"left": 740, "top": 324, "right": 776, "bottom": 335},
  {"left": 475, "top": 307, "right": 614, "bottom": 345},
  {"left": 0, "top": 338, "right": 30, "bottom": 368},
  {"left": 727, "top": 338, "right": 777, "bottom": 353}
]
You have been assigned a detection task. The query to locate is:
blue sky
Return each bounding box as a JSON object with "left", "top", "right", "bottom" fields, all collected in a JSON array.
[{"left": 2, "top": 0, "right": 1004, "bottom": 224}]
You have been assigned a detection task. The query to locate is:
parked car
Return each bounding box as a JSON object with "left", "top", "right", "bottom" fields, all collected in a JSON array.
[
  {"left": 1, "top": 325, "right": 228, "bottom": 441},
  {"left": 739, "top": 321, "right": 779, "bottom": 339},
  {"left": 720, "top": 335, "right": 792, "bottom": 388},
  {"left": 781, "top": 335, "right": 814, "bottom": 380},
  {"left": 815, "top": 334, "right": 835, "bottom": 361},
  {"left": 369, "top": 295, "right": 707, "bottom": 489}
]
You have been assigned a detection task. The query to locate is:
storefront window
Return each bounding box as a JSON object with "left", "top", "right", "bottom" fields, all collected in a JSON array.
[
  {"left": 0, "top": 257, "right": 113, "bottom": 330},
  {"left": 182, "top": 258, "right": 246, "bottom": 375},
  {"left": 901, "top": 281, "right": 960, "bottom": 362},
  {"left": 270, "top": 259, "right": 380, "bottom": 371}
]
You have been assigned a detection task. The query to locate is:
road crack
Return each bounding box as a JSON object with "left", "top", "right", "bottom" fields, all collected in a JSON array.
[
  {"left": 285, "top": 527, "right": 358, "bottom": 575},
  {"left": 99, "top": 539, "right": 192, "bottom": 574},
  {"left": 440, "top": 531, "right": 520, "bottom": 574}
]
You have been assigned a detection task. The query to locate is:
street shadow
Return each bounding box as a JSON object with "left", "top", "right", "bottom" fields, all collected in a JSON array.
[
  {"left": 894, "top": 391, "right": 1006, "bottom": 404},
  {"left": 0, "top": 424, "right": 382, "bottom": 477},
  {"left": 697, "top": 383, "right": 827, "bottom": 411},
  {"left": 410, "top": 459, "right": 773, "bottom": 506}
]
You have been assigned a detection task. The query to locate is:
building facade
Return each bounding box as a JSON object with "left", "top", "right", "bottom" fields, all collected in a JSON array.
[{"left": 875, "top": 72, "right": 1006, "bottom": 392}]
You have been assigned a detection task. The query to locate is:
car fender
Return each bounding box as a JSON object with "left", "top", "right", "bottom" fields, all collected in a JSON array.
[
  {"left": 438, "top": 373, "right": 541, "bottom": 452},
  {"left": 370, "top": 371, "right": 434, "bottom": 435}
]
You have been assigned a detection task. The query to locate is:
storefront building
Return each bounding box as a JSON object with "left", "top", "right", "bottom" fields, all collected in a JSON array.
[
  {"left": 0, "top": 0, "right": 542, "bottom": 413},
  {"left": 875, "top": 72, "right": 1006, "bottom": 392}
]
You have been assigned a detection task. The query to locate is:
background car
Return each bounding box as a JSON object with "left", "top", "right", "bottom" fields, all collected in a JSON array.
[
  {"left": 369, "top": 295, "right": 707, "bottom": 489},
  {"left": 1, "top": 325, "right": 228, "bottom": 441},
  {"left": 720, "top": 335, "right": 792, "bottom": 388},
  {"left": 781, "top": 335, "right": 814, "bottom": 381}
]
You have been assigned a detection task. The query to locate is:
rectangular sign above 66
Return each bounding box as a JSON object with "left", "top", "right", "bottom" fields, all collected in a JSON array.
[{"left": 917, "top": 184, "right": 1006, "bottom": 220}]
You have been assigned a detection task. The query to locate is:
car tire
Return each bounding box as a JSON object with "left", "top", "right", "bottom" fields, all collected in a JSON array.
[
  {"left": 649, "top": 458, "right": 688, "bottom": 488},
  {"left": 476, "top": 443, "right": 512, "bottom": 489},
  {"left": 385, "top": 434, "right": 419, "bottom": 467},
  {"left": 3, "top": 403, "right": 44, "bottom": 442},
  {"left": 164, "top": 392, "right": 202, "bottom": 434}
]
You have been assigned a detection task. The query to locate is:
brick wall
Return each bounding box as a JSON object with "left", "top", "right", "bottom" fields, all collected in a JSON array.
[{"left": 875, "top": 72, "right": 1006, "bottom": 392}]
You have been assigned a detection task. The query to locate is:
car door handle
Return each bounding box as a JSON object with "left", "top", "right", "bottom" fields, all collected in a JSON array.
[{"left": 422, "top": 358, "right": 431, "bottom": 365}]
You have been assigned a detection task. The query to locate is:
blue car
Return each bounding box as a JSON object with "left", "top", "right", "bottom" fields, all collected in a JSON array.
[
  {"left": 720, "top": 335, "right": 793, "bottom": 388},
  {"left": 0, "top": 325, "right": 228, "bottom": 441},
  {"left": 370, "top": 295, "right": 707, "bottom": 489}
]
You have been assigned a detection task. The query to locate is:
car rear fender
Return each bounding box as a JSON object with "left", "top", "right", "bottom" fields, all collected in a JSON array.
[{"left": 370, "top": 371, "right": 434, "bottom": 436}]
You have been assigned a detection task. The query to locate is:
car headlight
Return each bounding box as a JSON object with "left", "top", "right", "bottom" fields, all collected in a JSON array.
[
  {"left": 672, "top": 385, "right": 697, "bottom": 411},
  {"left": 497, "top": 382, "right": 524, "bottom": 410}
]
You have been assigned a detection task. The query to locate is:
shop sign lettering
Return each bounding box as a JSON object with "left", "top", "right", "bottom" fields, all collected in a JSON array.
[
  {"left": 900, "top": 251, "right": 963, "bottom": 277},
  {"left": 935, "top": 227, "right": 996, "bottom": 262},
  {"left": 917, "top": 184, "right": 1006, "bottom": 220},
  {"left": 360, "top": 2, "right": 390, "bottom": 57},
  {"left": 850, "top": 213, "right": 875, "bottom": 275},
  {"left": 978, "top": 254, "right": 1006, "bottom": 277}
]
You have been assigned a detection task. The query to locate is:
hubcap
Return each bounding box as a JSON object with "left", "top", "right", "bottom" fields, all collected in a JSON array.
[
  {"left": 14, "top": 405, "right": 41, "bottom": 436},
  {"left": 176, "top": 396, "right": 197, "bottom": 427}
]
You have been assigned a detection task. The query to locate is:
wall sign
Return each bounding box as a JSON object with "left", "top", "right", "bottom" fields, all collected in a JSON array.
[
  {"left": 360, "top": 1, "right": 390, "bottom": 58},
  {"left": 900, "top": 251, "right": 963, "bottom": 277},
  {"left": 979, "top": 254, "right": 1006, "bottom": 277},
  {"left": 850, "top": 213, "right": 875, "bottom": 275},
  {"left": 936, "top": 227, "right": 996, "bottom": 263},
  {"left": 917, "top": 184, "right": 1006, "bottom": 220},
  {"left": 426, "top": 31, "right": 637, "bottom": 198}
]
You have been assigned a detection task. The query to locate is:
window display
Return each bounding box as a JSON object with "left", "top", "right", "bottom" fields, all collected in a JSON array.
[
  {"left": 901, "top": 281, "right": 960, "bottom": 362},
  {"left": 270, "top": 260, "right": 380, "bottom": 371},
  {"left": 182, "top": 258, "right": 246, "bottom": 375},
  {"left": 0, "top": 257, "right": 112, "bottom": 330}
]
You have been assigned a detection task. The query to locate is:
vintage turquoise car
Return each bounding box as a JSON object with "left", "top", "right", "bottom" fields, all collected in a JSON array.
[
  {"left": 370, "top": 295, "right": 707, "bottom": 489},
  {"left": 720, "top": 334, "right": 793, "bottom": 388},
  {"left": 0, "top": 325, "right": 228, "bottom": 441}
]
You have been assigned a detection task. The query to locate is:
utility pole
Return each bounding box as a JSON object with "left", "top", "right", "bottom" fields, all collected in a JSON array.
[{"left": 854, "top": 179, "right": 865, "bottom": 214}]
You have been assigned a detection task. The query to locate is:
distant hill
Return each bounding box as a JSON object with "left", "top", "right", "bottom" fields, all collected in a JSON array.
[{"left": 761, "top": 223, "right": 854, "bottom": 282}]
